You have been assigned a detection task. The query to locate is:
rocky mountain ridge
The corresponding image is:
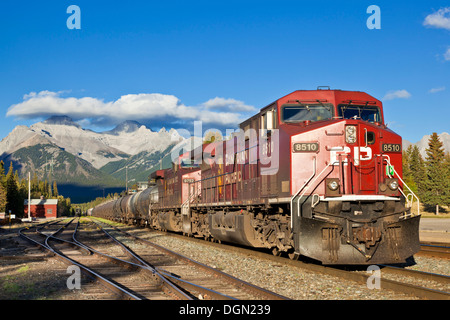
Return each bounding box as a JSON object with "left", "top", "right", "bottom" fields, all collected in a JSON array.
[{"left": 0, "top": 116, "right": 185, "bottom": 201}]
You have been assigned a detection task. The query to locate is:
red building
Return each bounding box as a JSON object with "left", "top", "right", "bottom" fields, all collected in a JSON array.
[{"left": 24, "top": 198, "right": 58, "bottom": 219}]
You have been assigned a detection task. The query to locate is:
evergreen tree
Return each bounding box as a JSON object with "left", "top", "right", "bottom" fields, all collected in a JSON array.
[
  {"left": 31, "top": 173, "right": 39, "bottom": 194},
  {"left": 422, "top": 133, "right": 448, "bottom": 214},
  {"left": 443, "top": 153, "right": 450, "bottom": 207},
  {"left": 409, "top": 145, "right": 426, "bottom": 197},
  {"left": 0, "top": 163, "right": 73, "bottom": 218},
  {"left": 38, "top": 180, "right": 45, "bottom": 197},
  {"left": 0, "top": 161, "right": 5, "bottom": 212},
  {"left": 44, "top": 180, "right": 49, "bottom": 198},
  {"left": 0, "top": 182, "right": 6, "bottom": 212},
  {"left": 53, "top": 181, "right": 59, "bottom": 197},
  {"left": 18, "top": 178, "right": 28, "bottom": 203},
  {"left": 402, "top": 147, "right": 416, "bottom": 194},
  {"left": 402, "top": 147, "right": 411, "bottom": 177},
  {"left": 5, "top": 162, "right": 23, "bottom": 218},
  {"left": 14, "top": 170, "right": 19, "bottom": 185},
  {"left": 48, "top": 181, "right": 52, "bottom": 198}
]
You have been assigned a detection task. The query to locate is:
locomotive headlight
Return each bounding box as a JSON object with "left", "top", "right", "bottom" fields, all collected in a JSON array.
[
  {"left": 345, "top": 126, "right": 357, "bottom": 144},
  {"left": 327, "top": 179, "right": 339, "bottom": 191},
  {"left": 388, "top": 179, "right": 399, "bottom": 190},
  {"left": 325, "top": 178, "right": 340, "bottom": 196}
]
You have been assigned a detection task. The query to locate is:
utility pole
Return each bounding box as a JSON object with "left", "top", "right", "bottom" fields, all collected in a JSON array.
[
  {"left": 126, "top": 165, "right": 128, "bottom": 195},
  {"left": 28, "top": 172, "right": 31, "bottom": 222}
]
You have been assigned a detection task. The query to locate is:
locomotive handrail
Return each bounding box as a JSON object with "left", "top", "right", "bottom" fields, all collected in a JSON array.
[
  {"left": 181, "top": 182, "right": 201, "bottom": 216},
  {"left": 290, "top": 156, "right": 327, "bottom": 228},
  {"left": 381, "top": 154, "right": 420, "bottom": 216},
  {"left": 181, "top": 194, "right": 192, "bottom": 215},
  {"left": 294, "top": 160, "right": 335, "bottom": 220}
]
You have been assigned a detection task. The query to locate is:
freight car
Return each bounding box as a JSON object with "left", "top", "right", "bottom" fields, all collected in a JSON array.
[{"left": 93, "top": 88, "right": 421, "bottom": 265}]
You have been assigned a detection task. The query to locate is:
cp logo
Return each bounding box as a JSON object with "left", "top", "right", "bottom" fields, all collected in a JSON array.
[{"left": 330, "top": 146, "right": 372, "bottom": 166}]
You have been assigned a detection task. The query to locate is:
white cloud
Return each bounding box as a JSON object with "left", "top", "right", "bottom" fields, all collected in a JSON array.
[
  {"left": 201, "top": 97, "right": 256, "bottom": 112},
  {"left": 423, "top": 7, "right": 450, "bottom": 30},
  {"left": 444, "top": 47, "right": 450, "bottom": 61},
  {"left": 382, "top": 90, "right": 411, "bottom": 101},
  {"left": 428, "top": 86, "right": 446, "bottom": 93},
  {"left": 6, "top": 91, "right": 255, "bottom": 128}
]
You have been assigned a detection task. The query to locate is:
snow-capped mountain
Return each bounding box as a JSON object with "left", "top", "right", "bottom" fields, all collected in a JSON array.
[
  {"left": 0, "top": 116, "right": 191, "bottom": 201},
  {"left": 0, "top": 116, "right": 183, "bottom": 169}
]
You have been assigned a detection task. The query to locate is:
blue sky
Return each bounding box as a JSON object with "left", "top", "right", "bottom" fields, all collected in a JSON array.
[{"left": 0, "top": 1, "right": 449, "bottom": 143}]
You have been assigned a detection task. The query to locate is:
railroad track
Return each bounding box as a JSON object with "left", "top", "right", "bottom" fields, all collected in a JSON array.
[
  {"left": 111, "top": 220, "right": 449, "bottom": 300},
  {"left": 89, "top": 218, "right": 288, "bottom": 300},
  {"left": 19, "top": 218, "right": 288, "bottom": 300},
  {"left": 18, "top": 219, "right": 132, "bottom": 299},
  {"left": 376, "top": 264, "right": 449, "bottom": 297},
  {"left": 417, "top": 242, "right": 450, "bottom": 260}
]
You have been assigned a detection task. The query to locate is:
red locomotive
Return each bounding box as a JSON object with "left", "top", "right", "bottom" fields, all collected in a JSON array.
[{"left": 93, "top": 88, "right": 421, "bottom": 265}]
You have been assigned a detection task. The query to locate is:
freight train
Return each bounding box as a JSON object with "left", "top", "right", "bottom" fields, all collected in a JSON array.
[{"left": 92, "top": 88, "right": 421, "bottom": 265}]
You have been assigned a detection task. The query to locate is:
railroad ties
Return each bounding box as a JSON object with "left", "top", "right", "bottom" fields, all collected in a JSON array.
[
  {"left": 16, "top": 218, "right": 449, "bottom": 300},
  {"left": 18, "top": 218, "right": 289, "bottom": 300}
]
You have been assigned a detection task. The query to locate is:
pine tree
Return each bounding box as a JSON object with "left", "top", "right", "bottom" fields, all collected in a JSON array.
[
  {"left": 14, "top": 170, "right": 19, "bottom": 185},
  {"left": 409, "top": 145, "right": 426, "bottom": 197},
  {"left": 443, "top": 153, "right": 450, "bottom": 207},
  {"left": 31, "top": 173, "right": 39, "bottom": 193},
  {"left": 48, "top": 181, "right": 52, "bottom": 198},
  {"left": 53, "top": 181, "right": 59, "bottom": 197},
  {"left": 38, "top": 181, "right": 45, "bottom": 197},
  {"left": 43, "top": 180, "right": 49, "bottom": 198},
  {"left": 5, "top": 162, "right": 23, "bottom": 218},
  {"left": 0, "top": 161, "right": 6, "bottom": 212},
  {"left": 0, "top": 182, "right": 6, "bottom": 212},
  {"left": 18, "top": 178, "right": 28, "bottom": 203},
  {"left": 402, "top": 147, "right": 416, "bottom": 193},
  {"left": 422, "top": 133, "right": 448, "bottom": 214}
]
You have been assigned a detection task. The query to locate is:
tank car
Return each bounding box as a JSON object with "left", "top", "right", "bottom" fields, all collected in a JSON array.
[{"left": 93, "top": 88, "right": 421, "bottom": 265}]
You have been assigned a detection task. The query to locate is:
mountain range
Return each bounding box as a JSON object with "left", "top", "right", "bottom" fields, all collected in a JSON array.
[{"left": 0, "top": 116, "right": 186, "bottom": 202}]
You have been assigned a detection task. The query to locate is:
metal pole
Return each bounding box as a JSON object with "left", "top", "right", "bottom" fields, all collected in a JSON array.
[{"left": 28, "top": 172, "right": 31, "bottom": 222}]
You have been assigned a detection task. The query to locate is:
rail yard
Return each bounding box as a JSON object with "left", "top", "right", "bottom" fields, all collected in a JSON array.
[
  {"left": 1, "top": 89, "right": 449, "bottom": 303},
  {"left": 2, "top": 2, "right": 450, "bottom": 315},
  {"left": 0, "top": 217, "right": 448, "bottom": 301}
]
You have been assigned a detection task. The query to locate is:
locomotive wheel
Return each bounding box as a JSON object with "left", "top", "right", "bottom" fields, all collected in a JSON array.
[
  {"left": 288, "top": 250, "right": 300, "bottom": 260},
  {"left": 272, "top": 248, "right": 282, "bottom": 257}
]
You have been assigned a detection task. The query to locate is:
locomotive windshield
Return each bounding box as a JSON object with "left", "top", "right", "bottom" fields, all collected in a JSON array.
[
  {"left": 338, "top": 104, "right": 381, "bottom": 123},
  {"left": 282, "top": 104, "right": 334, "bottom": 123}
]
